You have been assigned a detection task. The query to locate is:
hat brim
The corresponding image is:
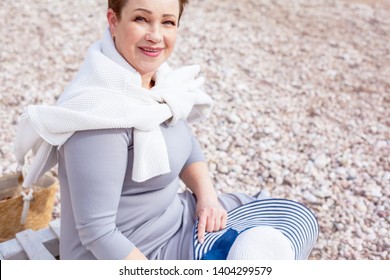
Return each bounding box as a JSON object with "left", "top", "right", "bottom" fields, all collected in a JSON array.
[{"left": 193, "top": 198, "right": 319, "bottom": 260}]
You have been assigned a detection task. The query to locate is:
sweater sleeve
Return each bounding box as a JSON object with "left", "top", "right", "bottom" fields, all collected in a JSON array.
[{"left": 62, "top": 128, "right": 135, "bottom": 259}]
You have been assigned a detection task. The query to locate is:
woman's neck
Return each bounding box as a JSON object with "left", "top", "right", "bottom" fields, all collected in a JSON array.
[{"left": 141, "top": 73, "right": 155, "bottom": 89}]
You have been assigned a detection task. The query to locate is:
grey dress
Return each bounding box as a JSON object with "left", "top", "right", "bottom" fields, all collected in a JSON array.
[{"left": 58, "top": 120, "right": 255, "bottom": 260}]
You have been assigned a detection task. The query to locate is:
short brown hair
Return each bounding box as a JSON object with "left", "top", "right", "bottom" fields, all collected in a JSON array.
[{"left": 108, "top": 0, "right": 188, "bottom": 21}]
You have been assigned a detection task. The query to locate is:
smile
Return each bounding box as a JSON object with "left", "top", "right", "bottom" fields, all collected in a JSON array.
[{"left": 139, "top": 47, "right": 163, "bottom": 57}]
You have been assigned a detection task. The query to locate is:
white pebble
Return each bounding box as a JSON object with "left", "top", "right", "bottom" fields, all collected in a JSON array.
[
  {"left": 314, "top": 153, "right": 329, "bottom": 169},
  {"left": 228, "top": 113, "right": 241, "bottom": 123},
  {"left": 303, "top": 191, "right": 317, "bottom": 203},
  {"left": 218, "top": 165, "right": 229, "bottom": 174}
]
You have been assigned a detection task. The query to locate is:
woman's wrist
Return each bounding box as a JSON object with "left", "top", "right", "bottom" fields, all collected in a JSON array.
[
  {"left": 124, "top": 247, "right": 148, "bottom": 260},
  {"left": 194, "top": 188, "right": 218, "bottom": 203}
]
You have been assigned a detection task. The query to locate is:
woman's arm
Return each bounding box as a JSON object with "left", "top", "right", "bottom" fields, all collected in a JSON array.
[
  {"left": 180, "top": 161, "right": 227, "bottom": 244},
  {"left": 63, "top": 128, "right": 145, "bottom": 259}
]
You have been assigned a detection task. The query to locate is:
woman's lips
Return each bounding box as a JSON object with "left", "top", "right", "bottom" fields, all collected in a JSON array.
[{"left": 139, "top": 47, "right": 163, "bottom": 57}]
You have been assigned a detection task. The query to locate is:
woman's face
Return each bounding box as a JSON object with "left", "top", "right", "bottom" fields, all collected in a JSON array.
[{"left": 107, "top": 0, "right": 179, "bottom": 77}]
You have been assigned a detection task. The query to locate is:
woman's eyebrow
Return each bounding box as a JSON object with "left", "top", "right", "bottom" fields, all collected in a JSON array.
[
  {"left": 133, "top": 8, "right": 152, "bottom": 14},
  {"left": 133, "top": 8, "right": 177, "bottom": 18}
]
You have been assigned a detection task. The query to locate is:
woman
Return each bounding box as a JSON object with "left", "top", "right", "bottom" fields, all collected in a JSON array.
[{"left": 14, "top": 0, "right": 318, "bottom": 260}]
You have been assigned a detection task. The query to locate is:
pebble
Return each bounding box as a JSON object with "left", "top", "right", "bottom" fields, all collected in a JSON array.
[
  {"left": 218, "top": 141, "right": 230, "bottom": 151},
  {"left": 218, "top": 165, "right": 229, "bottom": 174},
  {"left": 369, "top": 187, "right": 383, "bottom": 198},
  {"left": 303, "top": 190, "right": 318, "bottom": 203},
  {"left": 314, "top": 153, "right": 329, "bottom": 169},
  {"left": 263, "top": 126, "right": 275, "bottom": 135},
  {"left": 227, "top": 113, "right": 241, "bottom": 123},
  {"left": 355, "top": 199, "right": 368, "bottom": 213},
  {"left": 378, "top": 228, "right": 387, "bottom": 237},
  {"left": 335, "top": 223, "right": 345, "bottom": 231},
  {"left": 232, "top": 165, "right": 243, "bottom": 173}
]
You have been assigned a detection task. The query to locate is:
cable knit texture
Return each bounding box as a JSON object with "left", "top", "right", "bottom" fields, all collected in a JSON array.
[{"left": 14, "top": 27, "right": 213, "bottom": 188}]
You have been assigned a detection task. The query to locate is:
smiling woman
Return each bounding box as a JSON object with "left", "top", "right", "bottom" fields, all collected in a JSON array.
[{"left": 14, "top": 0, "right": 319, "bottom": 260}]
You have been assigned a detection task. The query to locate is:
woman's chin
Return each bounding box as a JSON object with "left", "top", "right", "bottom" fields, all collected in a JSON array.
[{"left": 136, "top": 62, "right": 164, "bottom": 76}]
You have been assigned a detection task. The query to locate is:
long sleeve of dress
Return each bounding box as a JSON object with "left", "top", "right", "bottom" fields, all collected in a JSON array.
[{"left": 61, "top": 128, "right": 135, "bottom": 259}]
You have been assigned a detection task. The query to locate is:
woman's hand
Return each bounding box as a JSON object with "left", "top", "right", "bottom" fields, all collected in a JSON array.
[
  {"left": 196, "top": 198, "right": 227, "bottom": 244},
  {"left": 179, "top": 161, "right": 228, "bottom": 244}
]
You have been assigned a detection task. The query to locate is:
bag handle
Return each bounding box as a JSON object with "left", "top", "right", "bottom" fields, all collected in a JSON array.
[
  {"left": 17, "top": 168, "right": 33, "bottom": 225},
  {"left": 17, "top": 142, "right": 52, "bottom": 225}
]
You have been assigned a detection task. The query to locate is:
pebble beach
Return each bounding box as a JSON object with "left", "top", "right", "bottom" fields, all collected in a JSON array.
[{"left": 0, "top": 0, "right": 389, "bottom": 260}]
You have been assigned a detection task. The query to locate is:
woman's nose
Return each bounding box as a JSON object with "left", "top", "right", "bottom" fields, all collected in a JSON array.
[{"left": 145, "top": 24, "right": 163, "bottom": 43}]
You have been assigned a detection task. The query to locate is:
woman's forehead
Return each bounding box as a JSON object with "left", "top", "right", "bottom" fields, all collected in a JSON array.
[{"left": 124, "top": 0, "right": 180, "bottom": 13}]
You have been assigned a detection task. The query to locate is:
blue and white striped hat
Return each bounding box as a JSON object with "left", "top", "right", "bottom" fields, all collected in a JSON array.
[{"left": 193, "top": 198, "right": 319, "bottom": 260}]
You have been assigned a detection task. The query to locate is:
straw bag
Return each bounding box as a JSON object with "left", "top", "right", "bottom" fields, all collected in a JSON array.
[{"left": 0, "top": 173, "right": 58, "bottom": 242}]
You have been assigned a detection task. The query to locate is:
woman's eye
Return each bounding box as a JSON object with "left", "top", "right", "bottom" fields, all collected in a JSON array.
[
  {"left": 163, "top": 20, "right": 176, "bottom": 26},
  {"left": 135, "top": 16, "right": 146, "bottom": 22}
]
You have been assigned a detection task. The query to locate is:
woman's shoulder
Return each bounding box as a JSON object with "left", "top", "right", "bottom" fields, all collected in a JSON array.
[{"left": 65, "top": 128, "right": 133, "bottom": 148}]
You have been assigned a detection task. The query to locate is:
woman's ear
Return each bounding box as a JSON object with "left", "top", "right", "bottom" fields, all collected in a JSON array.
[{"left": 107, "top": 9, "right": 118, "bottom": 38}]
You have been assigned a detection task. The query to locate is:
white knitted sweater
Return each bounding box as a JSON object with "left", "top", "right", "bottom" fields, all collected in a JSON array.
[{"left": 14, "top": 27, "right": 213, "bottom": 191}]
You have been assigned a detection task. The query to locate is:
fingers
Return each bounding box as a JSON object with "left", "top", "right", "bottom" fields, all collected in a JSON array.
[
  {"left": 197, "top": 207, "right": 228, "bottom": 244},
  {"left": 197, "top": 211, "right": 207, "bottom": 244},
  {"left": 221, "top": 211, "right": 228, "bottom": 229}
]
